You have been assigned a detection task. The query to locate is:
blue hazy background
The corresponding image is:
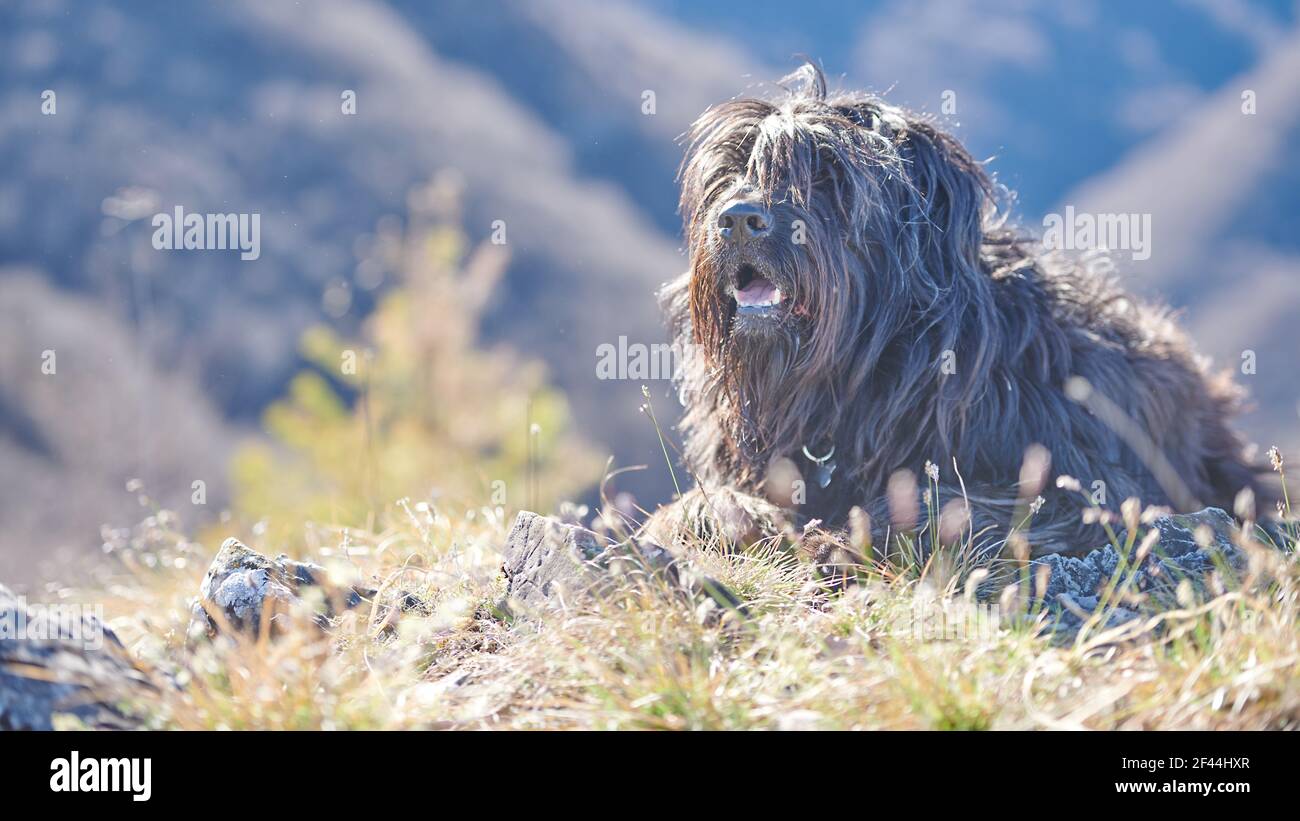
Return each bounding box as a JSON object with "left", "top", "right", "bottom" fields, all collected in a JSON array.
[{"left": 2, "top": 0, "right": 1298, "bottom": 580}]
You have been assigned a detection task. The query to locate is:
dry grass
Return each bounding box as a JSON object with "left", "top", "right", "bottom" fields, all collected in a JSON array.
[{"left": 66, "top": 478, "right": 1300, "bottom": 731}]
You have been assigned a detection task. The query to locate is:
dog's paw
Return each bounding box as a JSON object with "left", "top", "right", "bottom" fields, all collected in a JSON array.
[
  {"left": 796, "top": 525, "right": 870, "bottom": 590},
  {"left": 640, "top": 485, "right": 789, "bottom": 552}
]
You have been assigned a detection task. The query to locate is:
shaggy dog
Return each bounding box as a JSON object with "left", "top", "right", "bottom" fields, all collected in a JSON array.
[{"left": 645, "top": 64, "right": 1270, "bottom": 562}]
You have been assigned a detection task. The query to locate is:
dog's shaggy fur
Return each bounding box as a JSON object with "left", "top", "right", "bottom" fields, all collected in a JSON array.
[{"left": 647, "top": 64, "right": 1269, "bottom": 558}]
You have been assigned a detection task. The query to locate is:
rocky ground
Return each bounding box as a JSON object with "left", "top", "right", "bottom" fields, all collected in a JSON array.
[{"left": 2, "top": 504, "right": 1297, "bottom": 730}]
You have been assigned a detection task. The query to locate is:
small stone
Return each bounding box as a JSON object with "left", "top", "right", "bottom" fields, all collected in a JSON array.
[
  {"left": 189, "top": 538, "right": 371, "bottom": 639},
  {"left": 1029, "top": 507, "right": 1252, "bottom": 637}
]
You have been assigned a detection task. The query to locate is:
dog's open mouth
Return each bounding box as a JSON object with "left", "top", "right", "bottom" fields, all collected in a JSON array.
[{"left": 732, "top": 263, "right": 785, "bottom": 317}]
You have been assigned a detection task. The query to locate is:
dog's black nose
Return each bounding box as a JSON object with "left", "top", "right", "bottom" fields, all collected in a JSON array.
[{"left": 717, "top": 200, "right": 772, "bottom": 244}]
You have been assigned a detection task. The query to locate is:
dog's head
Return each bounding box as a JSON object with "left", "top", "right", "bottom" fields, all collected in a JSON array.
[{"left": 669, "top": 63, "right": 1004, "bottom": 465}]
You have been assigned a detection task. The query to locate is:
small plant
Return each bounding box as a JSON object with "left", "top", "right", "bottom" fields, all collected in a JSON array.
[{"left": 228, "top": 177, "right": 602, "bottom": 549}]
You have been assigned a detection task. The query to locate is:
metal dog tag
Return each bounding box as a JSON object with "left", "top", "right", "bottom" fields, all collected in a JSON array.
[{"left": 815, "top": 459, "right": 837, "bottom": 489}]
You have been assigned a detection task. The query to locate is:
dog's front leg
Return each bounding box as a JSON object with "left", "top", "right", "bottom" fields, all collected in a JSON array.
[{"left": 639, "top": 485, "right": 792, "bottom": 553}]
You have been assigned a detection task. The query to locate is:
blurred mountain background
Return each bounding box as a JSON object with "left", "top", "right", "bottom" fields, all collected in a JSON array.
[{"left": 2, "top": 0, "right": 1298, "bottom": 582}]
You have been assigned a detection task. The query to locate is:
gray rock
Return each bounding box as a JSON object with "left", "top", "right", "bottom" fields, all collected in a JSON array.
[
  {"left": 1031, "top": 507, "right": 1251, "bottom": 634},
  {"left": 189, "top": 538, "right": 371, "bottom": 639},
  {"left": 0, "top": 584, "right": 149, "bottom": 730},
  {"left": 501, "top": 511, "right": 743, "bottom": 622}
]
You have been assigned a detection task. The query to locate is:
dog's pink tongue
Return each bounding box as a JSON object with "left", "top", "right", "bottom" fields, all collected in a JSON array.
[{"left": 736, "top": 278, "right": 781, "bottom": 307}]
